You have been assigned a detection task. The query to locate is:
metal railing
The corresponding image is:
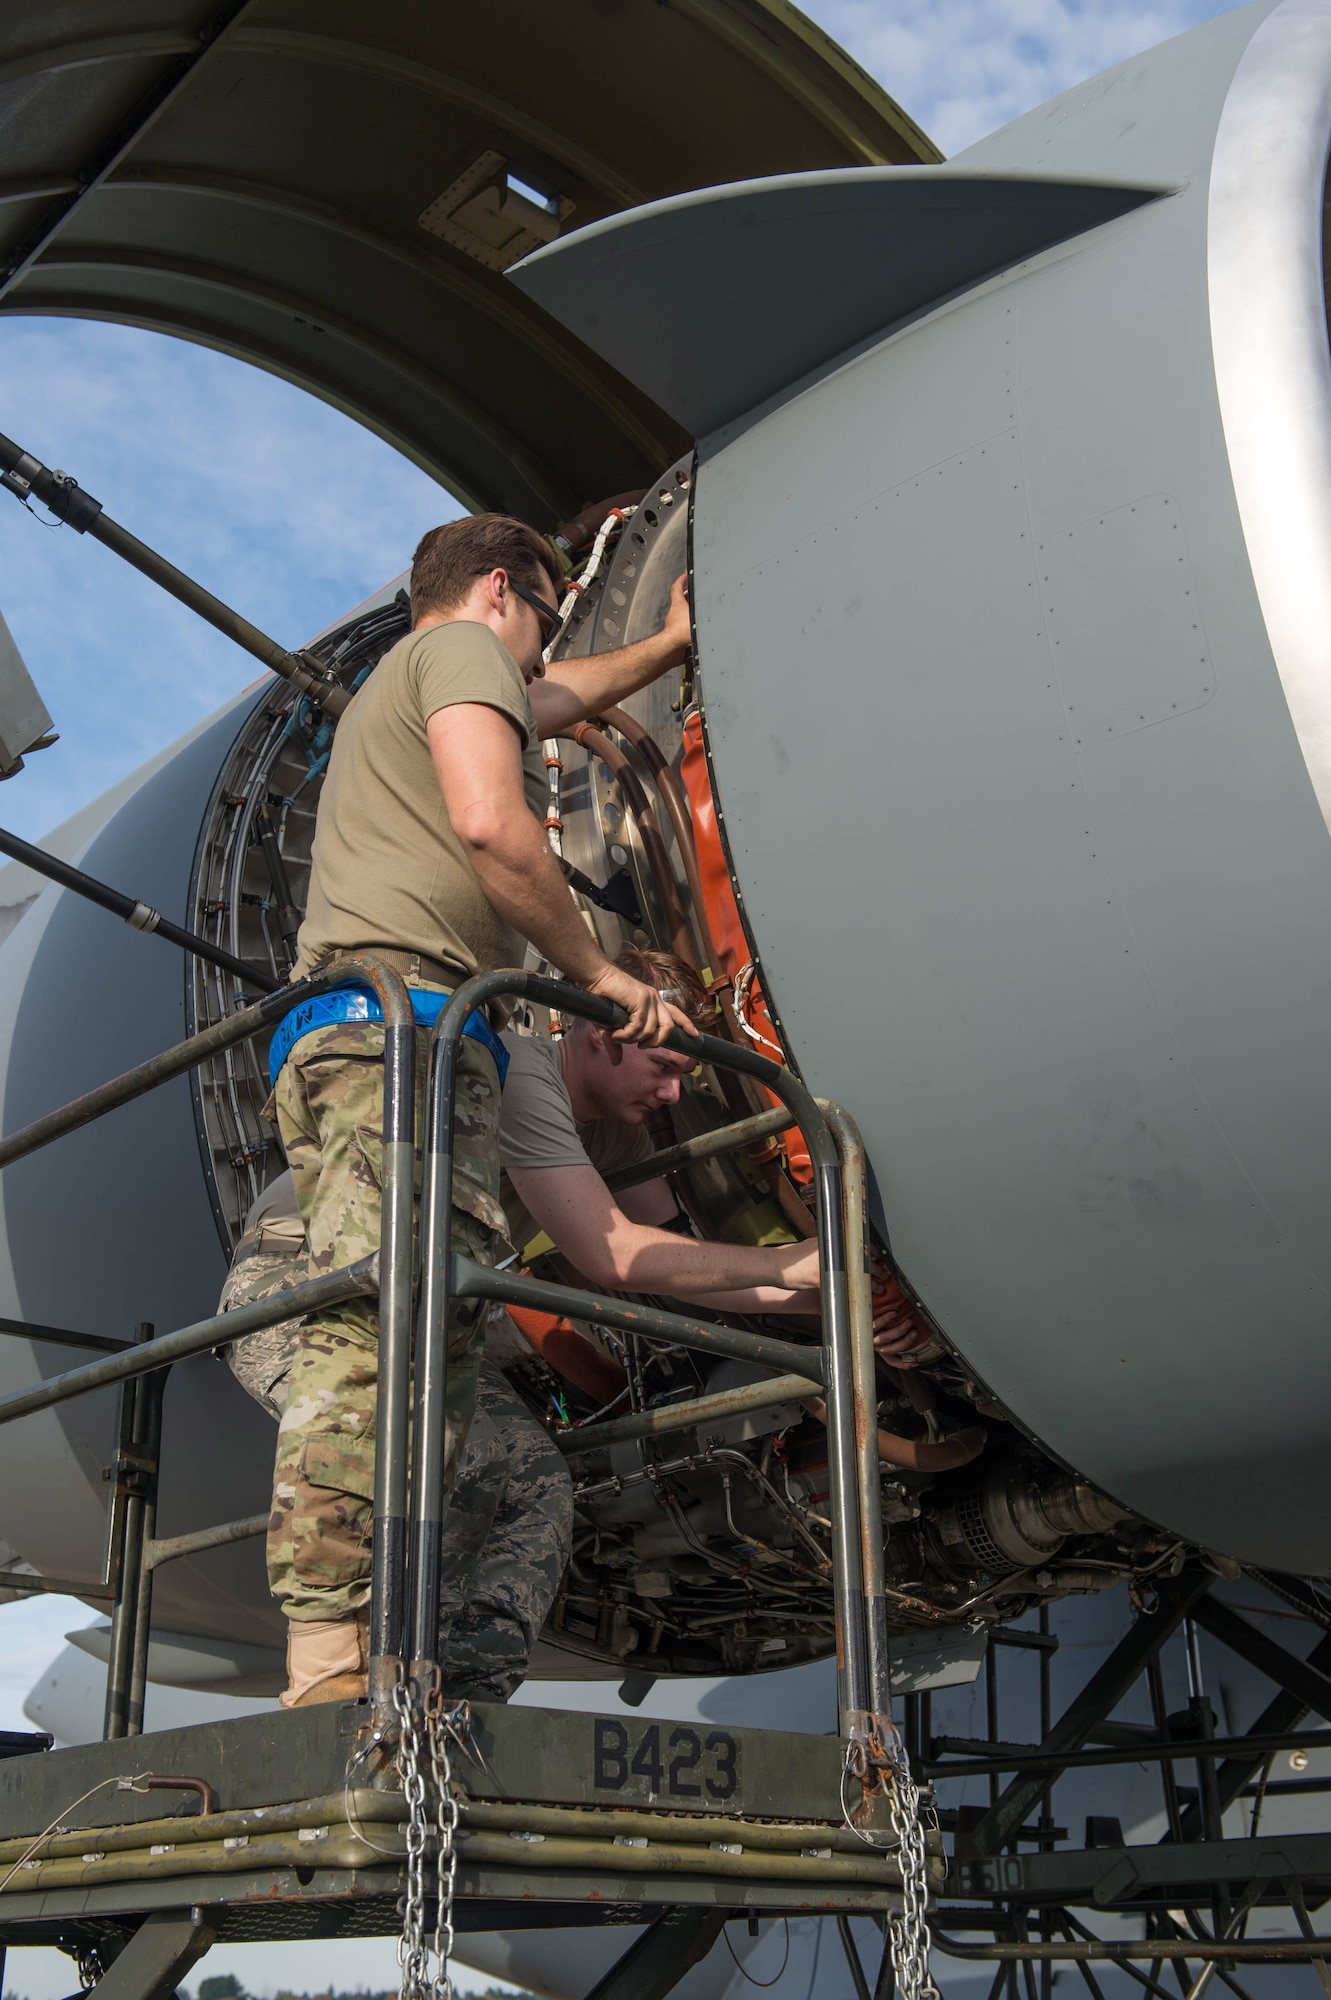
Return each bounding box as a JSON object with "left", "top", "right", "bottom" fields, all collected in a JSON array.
[
  {"left": 412, "top": 972, "right": 887, "bottom": 1741},
  {"left": 0, "top": 952, "right": 415, "bottom": 1737},
  {"left": 0, "top": 959, "right": 889, "bottom": 1747}
]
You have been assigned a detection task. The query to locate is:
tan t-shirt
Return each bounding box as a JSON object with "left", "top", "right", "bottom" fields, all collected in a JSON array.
[
  {"left": 498, "top": 1033, "right": 655, "bottom": 1257},
  {"left": 294, "top": 622, "right": 548, "bottom": 983}
]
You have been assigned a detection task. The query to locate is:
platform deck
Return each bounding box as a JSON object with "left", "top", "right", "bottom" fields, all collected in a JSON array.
[{"left": 0, "top": 1701, "right": 914, "bottom": 1949}]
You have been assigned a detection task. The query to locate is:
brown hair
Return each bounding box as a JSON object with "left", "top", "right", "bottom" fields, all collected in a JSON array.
[
  {"left": 613, "top": 945, "right": 707, "bottom": 1021},
  {"left": 410, "top": 514, "right": 563, "bottom": 624}
]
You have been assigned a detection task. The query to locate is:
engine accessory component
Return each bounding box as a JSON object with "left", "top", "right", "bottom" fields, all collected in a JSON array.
[
  {"left": 935, "top": 1464, "right": 1130, "bottom": 1575},
  {"left": 506, "top": 1303, "right": 628, "bottom": 1406}
]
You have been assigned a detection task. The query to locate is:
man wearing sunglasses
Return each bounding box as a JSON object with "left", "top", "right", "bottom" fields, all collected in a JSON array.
[{"left": 267, "top": 511, "right": 699, "bottom": 1707}]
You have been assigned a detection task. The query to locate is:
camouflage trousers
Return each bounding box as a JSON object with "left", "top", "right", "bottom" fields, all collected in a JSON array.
[
  {"left": 225, "top": 1223, "right": 573, "bottom": 1697},
  {"left": 267, "top": 1018, "right": 505, "bottom": 1625}
]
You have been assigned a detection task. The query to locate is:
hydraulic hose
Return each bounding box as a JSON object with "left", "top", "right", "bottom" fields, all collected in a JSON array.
[{"left": 875, "top": 1423, "right": 985, "bottom": 1472}]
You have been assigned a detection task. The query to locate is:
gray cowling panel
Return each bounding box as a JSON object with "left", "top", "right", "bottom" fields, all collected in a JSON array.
[
  {"left": 689, "top": 3, "right": 1331, "bottom": 1570},
  {"left": 512, "top": 0, "right": 1331, "bottom": 1567},
  {"left": 0, "top": 688, "right": 286, "bottom": 1648},
  {"left": 509, "top": 169, "right": 1165, "bottom": 440}
]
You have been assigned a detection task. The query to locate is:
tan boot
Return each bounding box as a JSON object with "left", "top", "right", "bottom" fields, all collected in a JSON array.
[{"left": 279, "top": 1611, "right": 369, "bottom": 1708}]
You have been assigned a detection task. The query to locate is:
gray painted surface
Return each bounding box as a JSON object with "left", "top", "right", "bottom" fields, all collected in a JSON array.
[
  {"left": 521, "top": 0, "right": 1331, "bottom": 1567},
  {"left": 0, "top": 686, "right": 286, "bottom": 1647},
  {"left": 511, "top": 171, "right": 1164, "bottom": 439}
]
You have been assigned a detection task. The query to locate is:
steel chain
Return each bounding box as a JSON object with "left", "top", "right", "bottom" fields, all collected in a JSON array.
[
  {"left": 425, "top": 1695, "right": 463, "bottom": 2000},
  {"left": 394, "top": 1679, "right": 431, "bottom": 2000},
  {"left": 75, "top": 1945, "right": 103, "bottom": 1992},
  {"left": 881, "top": 1724, "right": 940, "bottom": 2000}
]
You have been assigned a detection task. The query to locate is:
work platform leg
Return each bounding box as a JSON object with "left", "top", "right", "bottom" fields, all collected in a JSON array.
[
  {"left": 89, "top": 1908, "right": 215, "bottom": 2000},
  {"left": 584, "top": 1907, "right": 730, "bottom": 2000}
]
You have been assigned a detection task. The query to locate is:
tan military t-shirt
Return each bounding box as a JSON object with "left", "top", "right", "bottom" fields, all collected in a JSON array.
[
  {"left": 293, "top": 622, "right": 548, "bottom": 983},
  {"left": 498, "top": 1033, "right": 655, "bottom": 1257}
]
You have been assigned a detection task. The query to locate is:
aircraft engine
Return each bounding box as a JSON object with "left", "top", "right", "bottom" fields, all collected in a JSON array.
[{"left": 0, "top": 0, "right": 1328, "bottom": 1699}]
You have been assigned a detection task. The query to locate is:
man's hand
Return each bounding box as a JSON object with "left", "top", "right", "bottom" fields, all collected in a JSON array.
[
  {"left": 870, "top": 1250, "right": 932, "bottom": 1368},
  {"left": 659, "top": 574, "right": 692, "bottom": 660},
  {"left": 585, "top": 961, "right": 700, "bottom": 1046},
  {"left": 532, "top": 573, "right": 693, "bottom": 736}
]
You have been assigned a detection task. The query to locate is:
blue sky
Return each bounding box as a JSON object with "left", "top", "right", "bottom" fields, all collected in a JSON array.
[{"left": 818, "top": 0, "right": 1234, "bottom": 151}]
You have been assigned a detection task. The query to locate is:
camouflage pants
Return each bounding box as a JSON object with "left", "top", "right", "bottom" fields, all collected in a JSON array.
[
  {"left": 268, "top": 1019, "right": 505, "bottom": 1624},
  {"left": 435, "top": 1362, "right": 572, "bottom": 1699},
  {"left": 226, "top": 1244, "right": 572, "bottom": 1697}
]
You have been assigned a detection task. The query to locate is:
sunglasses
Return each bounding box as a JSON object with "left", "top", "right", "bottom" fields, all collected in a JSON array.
[{"left": 507, "top": 575, "right": 565, "bottom": 645}]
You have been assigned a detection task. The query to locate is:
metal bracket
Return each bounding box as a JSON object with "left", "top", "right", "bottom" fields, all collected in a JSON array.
[
  {"left": 583, "top": 1906, "right": 730, "bottom": 2000},
  {"left": 88, "top": 1906, "right": 215, "bottom": 2000}
]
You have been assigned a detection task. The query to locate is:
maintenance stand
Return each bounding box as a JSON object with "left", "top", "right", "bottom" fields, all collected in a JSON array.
[{"left": 0, "top": 966, "right": 938, "bottom": 2000}]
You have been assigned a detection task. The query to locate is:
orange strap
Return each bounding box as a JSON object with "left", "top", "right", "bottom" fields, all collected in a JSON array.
[
  {"left": 679, "top": 711, "right": 812, "bottom": 1184},
  {"left": 506, "top": 1303, "right": 628, "bottom": 1405}
]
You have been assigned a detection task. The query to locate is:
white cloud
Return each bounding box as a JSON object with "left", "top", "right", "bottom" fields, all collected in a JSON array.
[
  {"left": 0, "top": 1591, "right": 85, "bottom": 1735},
  {"left": 0, "top": 320, "right": 462, "bottom": 843},
  {"left": 802, "top": 0, "right": 1238, "bottom": 151}
]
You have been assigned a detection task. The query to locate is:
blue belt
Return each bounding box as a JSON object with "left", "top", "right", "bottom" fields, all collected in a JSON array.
[{"left": 267, "top": 984, "right": 509, "bottom": 1089}]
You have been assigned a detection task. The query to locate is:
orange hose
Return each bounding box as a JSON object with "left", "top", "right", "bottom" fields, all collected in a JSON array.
[
  {"left": 679, "top": 710, "right": 812, "bottom": 1184},
  {"left": 876, "top": 1425, "right": 986, "bottom": 1472},
  {"left": 553, "top": 490, "right": 649, "bottom": 553},
  {"left": 506, "top": 1303, "right": 629, "bottom": 1405}
]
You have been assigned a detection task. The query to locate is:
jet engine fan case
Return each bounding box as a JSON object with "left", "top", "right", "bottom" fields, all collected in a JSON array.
[{"left": 680, "top": 0, "right": 1331, "bottom": 1569}]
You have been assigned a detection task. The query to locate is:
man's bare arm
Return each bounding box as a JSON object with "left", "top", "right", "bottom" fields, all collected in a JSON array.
[
  {"left": 509, "top": 1161, "right": 821, "bottom": 1305},
  {"left": 429, "top": 703, "right": 696, "bottom": 1045},
  {"left": 530, "top": 576, "right": 691, "bottom": 736}
]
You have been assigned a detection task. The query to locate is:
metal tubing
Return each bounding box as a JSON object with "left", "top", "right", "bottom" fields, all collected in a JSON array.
[
  {"left": 823, "top": 1102, "right": 891, "bottom": 1722},
  {"left": 926, "top": 1723, "right": 1331, "bottom": 1779},
  {"left": 0, "top": 1790, "right": 406, "bottom": 1868},
  {"left": 102, "top": 1421, "right": 144, "bottom": 1737},
  {"left": 556, "top": 1371, "right": 820, "bottom": 1455},
  {"left": 0, "top": 430, "right": 347, "bottom": 716},
  {"left": 1192, "top": 1595, "right": 1331, "bottom": 1727},
  {"left": 0, "top": 979, "right": 299, "bottom": 1170},
  {"left": 253, "top": 800, "right": 302, "bottom": 970},
  {"left": 422, "top": 970, "right": 864, "bottom": 1730},
  {"left": 960, "top": 1569, "right": 1213, "bottom": 1854},
  {"left": 0, "top": 1260, "right": 377, "bottom": 1429},
  {"left": 457, "top": 1259, "right": 825, "bottom": 1385},
  {"left": 0, "top": 950, "right": 410, "bottom": 1719},
  {"left": 602, "top": 1105, "right": 794, "bottom": 1191},
  {"left": 364, "top": 964, "right": 418, "bottom": 1721},
  {"left": 144, "top": 1513, "right": 268, "bottom": 1572},
  {"left": 103, "top": 1324, "right": 155, "bottom": 1741},
  {"left": 1181, "top": 1627, "right": 1331, "bottom": 1840},
  {"left": 457, "top": 1799, "right": 889, "bottom": 1854},
  {"left": 453, "top": 1828, "right": 903, "bottom": 1885},
  {"left": 0, "top": 1572, "right": 114, "bottom": 1600},
  {"left": 408, "top": 996, "right": 481, "bottom": 1674},
  {"left": 0, "top": 823, "right": 278, "bottom": 992},
  {"left": 935, "top": 1938, "right": 1331, "bottom": 1964},
  {"left": 838, "top": 1914, "right": 875, "bottom": 2000},
  {"left": 126, "top": 1368, "right": 166, "bottom": 1736},
  {"left": 0, "top": 1312, "right": 127, "bottom": 1354}
]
